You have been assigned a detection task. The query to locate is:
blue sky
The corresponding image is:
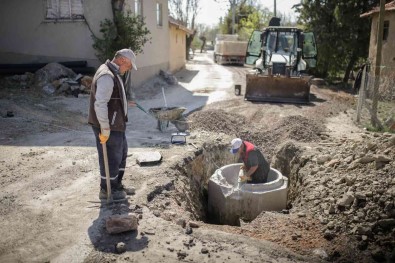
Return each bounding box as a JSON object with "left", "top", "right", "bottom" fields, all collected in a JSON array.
[{"left": 196, "top": 0, "right": 301, "bottom": 25}]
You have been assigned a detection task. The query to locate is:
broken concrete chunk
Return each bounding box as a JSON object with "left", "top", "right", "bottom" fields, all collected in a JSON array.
[
  {"left": 375, "top": 155, "right": 391, "bottom": 162},
  {"left": 316, "top": 154, "right": 331, "bottom": 164},
  {"left": 136, "top": 151, "right": 162, "bottom": 165},
  {"left": 325, "top": 159, "right": 340, "bottom": 167},
  {"left": 106, "top": 214, "right": 138, "bottom": 234},
  {"left": 34, "top": 62, "right": 76, "bottom": 87},
  {"left": 357, "top": 155, "right": 375, "bottom": 164},
  {"left": 337, "top": 194, "right": 355, "bottom": 208}
]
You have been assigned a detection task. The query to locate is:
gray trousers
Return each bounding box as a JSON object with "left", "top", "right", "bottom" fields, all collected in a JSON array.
[{"left": 92, "top": 126, "right": 127, "bottom": 190}]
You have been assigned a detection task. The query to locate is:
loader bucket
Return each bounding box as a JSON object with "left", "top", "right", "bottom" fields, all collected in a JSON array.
[{"left": 245, "top": 74, "right": 310, "bottom": 104}]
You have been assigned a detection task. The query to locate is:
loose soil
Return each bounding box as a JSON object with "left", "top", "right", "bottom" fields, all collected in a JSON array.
[{"left": 0, "top": 52, "right": 393, "bottom": 263}]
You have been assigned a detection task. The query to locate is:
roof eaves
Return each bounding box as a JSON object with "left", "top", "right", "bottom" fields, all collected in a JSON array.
[
  {"left": 168, "top": 16, "right": 194, "bottom": 35},
  {"left": 360, "top": 1, "right": 395, "bottom": 18}
]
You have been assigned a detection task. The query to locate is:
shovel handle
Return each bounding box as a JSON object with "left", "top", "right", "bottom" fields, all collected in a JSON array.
[
  {"left": 136, "top": 102, "right": 149, "bottom": 114},
  {"left": 102, "top": 143, "right": 112, "bottom": 203}
]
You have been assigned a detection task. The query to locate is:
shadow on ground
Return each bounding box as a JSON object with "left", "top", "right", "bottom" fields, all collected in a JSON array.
[{"left": 87, "top": 200, "right": 148, "bottom": 254}]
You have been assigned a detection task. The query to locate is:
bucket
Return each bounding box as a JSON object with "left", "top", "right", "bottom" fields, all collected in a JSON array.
[
  {"left": 234, "top": 85, "right": 241, "bottom": 96},
  {"left": 171, "top": 133, "right": 187, "bottom": 144}
]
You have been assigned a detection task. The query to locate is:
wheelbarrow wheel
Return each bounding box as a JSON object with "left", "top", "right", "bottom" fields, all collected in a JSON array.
[{"left": 173, "top": 115, "right": 189, "bottom": 132}]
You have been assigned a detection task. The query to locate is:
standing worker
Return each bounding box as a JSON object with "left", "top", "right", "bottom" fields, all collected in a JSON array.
[
  {"left": 88, "top": 48, "right": 137, "bottom": 200},
  {"left": 230, "top": 138, "right": 270, "bottom": 184}
]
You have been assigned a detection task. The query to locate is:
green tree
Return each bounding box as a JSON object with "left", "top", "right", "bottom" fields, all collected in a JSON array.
[
  {"left": 92, "top": 11, "right": 151, "bottom": 63},
  {"left": 219, "top": 1, "right": 272, "bottom": 40},
  {"left": 297, "top": 0, "right": 379, "bottom": 82},
  {"left": 194, "top": 24, "right": 219, "bottom": 50},
  {"left": 238, "top": 4, "right": 272, "bottom": 40}
]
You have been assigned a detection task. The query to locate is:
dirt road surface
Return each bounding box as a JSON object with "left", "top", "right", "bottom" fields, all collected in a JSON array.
[{"left": 0, "top": 51, "right": 393, "bottom": 263}]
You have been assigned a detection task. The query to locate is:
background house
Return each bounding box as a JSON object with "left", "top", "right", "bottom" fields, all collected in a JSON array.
[
  {"left": 168, "top": 17, "right": 194, "bottom": 73},
  {"left": 0, "top": 0, "right": 177, "bottom": 88},
  {"left": 361, "top": 0, "right": 395, "bottom": 78}
]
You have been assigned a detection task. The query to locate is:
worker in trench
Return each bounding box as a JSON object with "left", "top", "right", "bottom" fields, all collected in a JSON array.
[{"left": 230, "top": 138, "right": 270, "bottom": 184}]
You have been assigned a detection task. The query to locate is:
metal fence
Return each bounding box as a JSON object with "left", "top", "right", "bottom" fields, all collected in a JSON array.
[{"left": 355, "top": 64, "right": 395, "bottom": 131}]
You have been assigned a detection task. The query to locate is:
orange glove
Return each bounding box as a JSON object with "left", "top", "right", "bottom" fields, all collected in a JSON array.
[
  {"left": 99, "top": 128, "right": 110, "bottom": 144},
  {"left": 128, "top": 100, "right": 136, "bottom": 107}
]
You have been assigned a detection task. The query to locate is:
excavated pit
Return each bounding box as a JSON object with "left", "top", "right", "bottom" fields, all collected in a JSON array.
[{"left": 175, "top": 142, "right": 297, "bottom": 227}]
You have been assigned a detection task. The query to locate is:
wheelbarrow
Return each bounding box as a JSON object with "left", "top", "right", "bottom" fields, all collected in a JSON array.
[
  {"left": 136, "top": 103, "right": 189, "bottom": 132},
  {"left": 149, "top": 107, "right": 189, "bottom": 132}
]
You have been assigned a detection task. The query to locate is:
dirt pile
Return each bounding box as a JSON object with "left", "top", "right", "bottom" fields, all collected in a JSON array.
[
  {"left": 189, "top": 109, "right": 247, "bottom": 135},
  {"left": 269, "top": 132, "right": 395, "bottom": 262},
  {"left": 297, "top": 133, "right": 394, "bottom": 262},
  {"left": 189, "top": 111, "right": 325, "bottom": 160},
  {"left": 243, "top": 115, "right": 325, "bottom": 158}
]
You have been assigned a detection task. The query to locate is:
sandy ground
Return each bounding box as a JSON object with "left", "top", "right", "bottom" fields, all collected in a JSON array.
[{"left": 0, "top": 51, "right": 364, "bottom": 263}]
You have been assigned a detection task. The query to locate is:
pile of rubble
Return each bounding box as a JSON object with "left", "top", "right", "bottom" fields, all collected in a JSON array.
[
  {"left": 2, "top": 63, "right": 92, "bottom": 97},
  {"left": 275, "top": 131, "right": 395, "bottom": 261}
]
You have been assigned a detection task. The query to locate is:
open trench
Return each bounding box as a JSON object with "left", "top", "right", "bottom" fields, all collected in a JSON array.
[
  {"left": 145, "top": 112, "right": 329, "bottom": 227},
  {"left": 166, "top": 140, "right": 305, "bottom": 226}
]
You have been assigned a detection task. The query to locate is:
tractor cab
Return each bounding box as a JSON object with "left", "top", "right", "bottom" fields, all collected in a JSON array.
[{"left": 244, "top": 21, "right": 317, "bottom": 104}]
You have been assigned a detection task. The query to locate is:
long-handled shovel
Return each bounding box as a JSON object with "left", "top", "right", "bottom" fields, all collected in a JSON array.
[
  {"left": 135, "top": 102, "right": 150, "bottom": 115},
  {"left": 102, "top": 142, "right": 112, "bottom": 204}
]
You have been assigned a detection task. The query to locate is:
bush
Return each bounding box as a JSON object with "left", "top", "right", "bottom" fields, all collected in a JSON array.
[{"left": 92, "top": 11, "right": 151, "bottom": 62}]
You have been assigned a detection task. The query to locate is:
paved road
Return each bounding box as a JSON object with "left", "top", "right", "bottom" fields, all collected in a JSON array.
[
  {"left": 125, "top": 51, "right": 251, "bottom": 142},
  {"left": 175, "top": 50, "right": 249, "bottom": 107}
]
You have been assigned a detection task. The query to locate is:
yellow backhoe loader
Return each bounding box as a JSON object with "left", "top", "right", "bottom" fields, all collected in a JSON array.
[{"left": 244, "top": 18, "right": 317, "bottom": 103}]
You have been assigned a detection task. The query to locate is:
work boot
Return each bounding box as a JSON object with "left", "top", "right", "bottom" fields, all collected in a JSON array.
[
  {"left": 99, "top": 188, "right": 126, "bottom": 200},
  {"left": 111, "top": 189, "right": 126, "bottom": 200},
  {"left": 116, "top": 183, "right": 136, "bottom": 195},
  {"left": 99, "top": 188, "right": 108, "bottom": 200}
]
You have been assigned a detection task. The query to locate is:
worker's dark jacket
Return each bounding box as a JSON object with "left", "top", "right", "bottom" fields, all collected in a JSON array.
[
  {"left": 88, "top": 60, "right": 128, "bottom": 132},
  {"left": 241, "top": 141, "right": 270, "bottom": 183}
]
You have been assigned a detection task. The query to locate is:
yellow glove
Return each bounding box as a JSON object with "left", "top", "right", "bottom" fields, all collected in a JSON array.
[{"left": 99, "top": 128, "right": 110, "bottom": 144}]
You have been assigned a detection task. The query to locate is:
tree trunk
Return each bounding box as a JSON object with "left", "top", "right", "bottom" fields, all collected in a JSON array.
[
  {"left": 111, "top": 0, "right": 125, "bottom": 41},
  {"left": 343, "top": 53, "right": 357, "bottom": 83},
  {"left": 186, "top": 30, "right": 196, "bottom": 58}
]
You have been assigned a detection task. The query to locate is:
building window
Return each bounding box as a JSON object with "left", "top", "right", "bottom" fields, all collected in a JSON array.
[
  {"left": 156, "top": 3, "right": 163, "bottom": 26},
  {"left": 46, "top": 0, "right": 84, "bottom": 20},
  {"left": 383, "top": 20, "right": 389, "bottom": 41},
  {"left": 134, "top": 0, "right": 142, "bottom": 16}
]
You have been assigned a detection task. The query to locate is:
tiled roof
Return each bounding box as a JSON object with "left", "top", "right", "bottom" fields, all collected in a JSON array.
[
  {"left": 168, "top": 16, "right": 194, "bottom": 35},
  {"left": 360, "top": 0, "right": 395, "bottom": 17}
]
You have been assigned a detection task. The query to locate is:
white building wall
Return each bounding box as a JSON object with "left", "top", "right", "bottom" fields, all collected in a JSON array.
[
  {"left": 127, "top": 0, "right": 170, "bottom": 86},
  {"left": 0, "top": 0, "right": 170, "bottom": 87},
  {"left": 0, "top": 0, "right": 110, "bottom": 66}
]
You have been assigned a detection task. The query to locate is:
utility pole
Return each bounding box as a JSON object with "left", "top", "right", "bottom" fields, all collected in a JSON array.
[
  {"left": 231, "top": 0, "right": 236, "bottom": 34},
  {"left": 274, "top": 0, "right": 276, "bottom": 17},
  {"left": 371, "top": 0, "right": 385, "bottom": 129}
]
